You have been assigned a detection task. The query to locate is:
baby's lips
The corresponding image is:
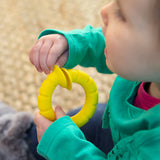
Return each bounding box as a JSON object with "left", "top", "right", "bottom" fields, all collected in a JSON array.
[{"left": 102, "top": 25, "right": 106, "bottom": 36}]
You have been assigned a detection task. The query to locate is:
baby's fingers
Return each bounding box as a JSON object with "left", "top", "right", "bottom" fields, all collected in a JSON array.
[
  {"left": 47, "top": 35, "right": 68, "bottom": 70},
  {"left": 34, "top": 112, "right": 53, "bottom": 142},
  {"left": 29, "top": 40, "right": 43, "bottom": 72},
  {"left": 39, "top": 40, "right": 53, "bottom": 74},
  {"left": 56, "top": 50, "right": 69, "bottom": 67}
]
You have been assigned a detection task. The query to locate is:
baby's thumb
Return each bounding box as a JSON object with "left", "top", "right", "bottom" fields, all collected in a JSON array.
[
  {"left": 34, "top": 112, "right": 52, "bottom": 127},
  {"left": 55, "top": 106, "right": 66, "bottom": 119},
  {"left": 56, "top": 50, "right": 68, "bottom": 67}
]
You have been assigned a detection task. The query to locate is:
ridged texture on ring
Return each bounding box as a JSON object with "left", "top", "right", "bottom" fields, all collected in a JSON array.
[{"left": 38, "top": 65, "right": 98, "bottom": 127}]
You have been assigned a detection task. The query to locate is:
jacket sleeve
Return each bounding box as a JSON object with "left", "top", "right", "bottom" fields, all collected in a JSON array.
[
  {"left": 37, "top": 116, "right": 160, "bottom": 160},
  {"left": 37, "top": 116, "right": 107, "bottom": 160},
  {"left": 38, "top": 25, "right": 112, "bottom": 74}
]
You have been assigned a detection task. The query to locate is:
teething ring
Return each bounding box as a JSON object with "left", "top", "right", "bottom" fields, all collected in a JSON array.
[{"left": 38, "top": 65, "right": 98, "bottom": 127}]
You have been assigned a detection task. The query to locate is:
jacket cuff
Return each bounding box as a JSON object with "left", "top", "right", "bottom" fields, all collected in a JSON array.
[{"left": 37, "top": 116, "right": 77, "bottom": 157}]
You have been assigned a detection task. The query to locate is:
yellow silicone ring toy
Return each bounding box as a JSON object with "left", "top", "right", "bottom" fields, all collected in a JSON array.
[{"left": 38, "top": 65, "right": 98, "bottom": 127}]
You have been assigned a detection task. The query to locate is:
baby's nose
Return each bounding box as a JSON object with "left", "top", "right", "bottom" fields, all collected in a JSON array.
[{"left": 100, "top": 4, "right": 109, "bottom": 26}]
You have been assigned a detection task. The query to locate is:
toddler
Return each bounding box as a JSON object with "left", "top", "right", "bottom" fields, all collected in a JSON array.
[{"left": 30, "top": 0, "right": 160, "bottom": 159}]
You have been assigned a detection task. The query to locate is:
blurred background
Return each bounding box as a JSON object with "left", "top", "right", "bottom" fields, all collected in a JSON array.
[{"left": 0, "top": 0, "right": 115, "bottom": 113}]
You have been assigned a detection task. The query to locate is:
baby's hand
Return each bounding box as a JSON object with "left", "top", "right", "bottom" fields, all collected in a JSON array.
[
  {"left": 34, "top": 106, "right": 66, "bottom": 142},
  {"left": 29, "top": 34, "right": 69, "bottom": 74}
]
